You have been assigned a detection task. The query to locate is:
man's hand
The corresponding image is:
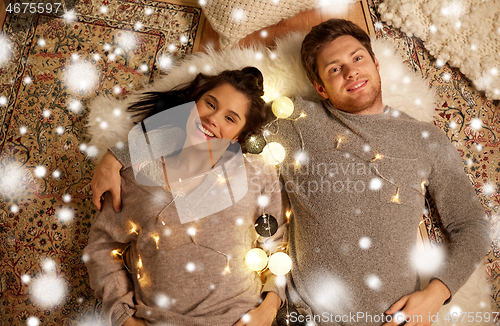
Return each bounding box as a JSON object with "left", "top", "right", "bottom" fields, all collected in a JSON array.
[
  {"left": 91, "top": 151, "right": 123, "bottom": 212},
  {"left": 383, "top": 279, "right": 450, "bottom": 326},
  {"left": 233, "top": 292, "right": 281, "bottom": 326},
  {"left": 122, "top": 316, "right": 147, "bottom": 326}
]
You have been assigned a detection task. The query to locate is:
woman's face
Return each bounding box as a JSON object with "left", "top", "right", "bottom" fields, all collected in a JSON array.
[{"left": 185, "top": 83, "right": 249, "bottom": 147}]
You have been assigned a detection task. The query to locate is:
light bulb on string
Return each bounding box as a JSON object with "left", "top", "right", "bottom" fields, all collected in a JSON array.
[
  {"left": 372, "top": 153, "right": 384, "bottom": 161},
  {"left": 245, "top": 248, "right": 268, "bottom": 271},
  {"left": 129, "top": 221, "right": 140, "bottom": 234},
  {"left": 261, "top": 142, "right": 286, "bottom": 165},
  {"left": 420, "top": 181, "right": 427, "bottom": 195},
  {"left": 245, "top": 134, "right": 266, "bottom": 154},
  {"left": 152, "top": 234, "right": 160, "bottom": 249},
  {"left": 272, "top": 97, "right": 294, "bottom": 119},
  {"left": 391, "top": 188, "right": 401, "bottom": 204},
  {"left": 268, "top": 252, "right": 292, "bottom": 275},
  {"left": 336, "top": 137, "right": 343, "bottom": 149},
  {"left": 224, "top": 261, "right": 231, "bottom": 274}
]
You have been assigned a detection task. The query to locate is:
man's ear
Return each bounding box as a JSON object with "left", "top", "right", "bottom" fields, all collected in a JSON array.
[
  {"left": 314, "top": 81, "right": 329, "bottom": 99},
  {"left": 374, "top": 56, "right": 380, "bottom": 71}
]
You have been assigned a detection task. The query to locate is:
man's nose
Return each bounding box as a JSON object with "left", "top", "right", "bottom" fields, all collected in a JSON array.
[{"left": 344, "top": 65, "right": 359, "bottom": 79}]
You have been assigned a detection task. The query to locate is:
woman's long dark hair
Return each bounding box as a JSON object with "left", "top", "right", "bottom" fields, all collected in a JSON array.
[{"left": 127, "top": 67, "right": 267, "bottom": 148}]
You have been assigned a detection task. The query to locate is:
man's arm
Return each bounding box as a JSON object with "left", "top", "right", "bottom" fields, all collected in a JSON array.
[
  {"left": 383, "top": 279, "right": 450, "bottom": 326},
  {"left": 384, "top": 126, "right": 491, "bottom": 325},
  {"left": 91, "top": 150, "right": 124, "bottom": 212}
]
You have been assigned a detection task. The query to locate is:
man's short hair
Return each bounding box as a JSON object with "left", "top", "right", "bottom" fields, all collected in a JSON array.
[{"left": 301, "top": 18, "right": 376, "bottom": 87}]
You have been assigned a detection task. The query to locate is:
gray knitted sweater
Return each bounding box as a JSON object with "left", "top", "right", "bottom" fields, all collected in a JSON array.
[
  {"left": 84, "top": 150, "right": 287, "bottom": 326},
  {"left": 269, "top": 97, "right": 490, "bottom": 325}
]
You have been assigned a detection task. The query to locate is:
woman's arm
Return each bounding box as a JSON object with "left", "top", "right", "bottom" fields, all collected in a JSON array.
[{"left": 84, "top": 188, "right": 138, "bottom": 326}]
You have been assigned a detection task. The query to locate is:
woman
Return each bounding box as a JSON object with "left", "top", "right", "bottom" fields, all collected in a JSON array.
[{"left": 84, "top": 67, "right": 286, "bottom": 326}]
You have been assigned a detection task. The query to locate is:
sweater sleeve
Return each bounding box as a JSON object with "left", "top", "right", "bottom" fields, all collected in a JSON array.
[
  {"left": 250, "top": 156, "right": 289, "bottom": 306},
  {"left": 426, "top": 126, "right": 491, "bottom": 301},
  {"left": 84, "top": 175, "right": 138, "bottom": 326}
]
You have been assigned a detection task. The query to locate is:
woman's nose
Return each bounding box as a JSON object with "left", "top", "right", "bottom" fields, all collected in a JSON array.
[{"left": 205, "top": 112, "right": 220, "bottom": 126}]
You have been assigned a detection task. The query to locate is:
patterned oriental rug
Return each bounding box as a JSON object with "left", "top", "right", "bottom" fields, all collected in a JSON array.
[
  {"left": 367, "top": 0, "right": 500, "bottom": 314},
  {"left": 0, "top": 0, "right": 201, "bottom": 325}
]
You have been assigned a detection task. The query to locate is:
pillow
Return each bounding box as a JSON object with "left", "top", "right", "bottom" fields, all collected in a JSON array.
[
  {"left": 202, "top": 0, "right": 360, "bottom": 49},
  {"left": 86, "top": 33, "right": 435, "bottom": 162}
]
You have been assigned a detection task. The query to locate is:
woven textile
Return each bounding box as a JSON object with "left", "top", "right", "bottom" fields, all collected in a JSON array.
[
  {"left": 202, "top": 0, "right": 360, "bottom": 49},
  {"left": 378, "top": 0, "right": 500, "bottom": 101},
  {"left": 369, "top": 0, "right": 500, "bottom": 313},
  {"left": 0, "top": 0, "right": 201, "bottom": 324}
]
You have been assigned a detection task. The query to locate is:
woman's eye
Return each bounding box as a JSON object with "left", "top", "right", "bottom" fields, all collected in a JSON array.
[
  {"left": 355, "top": 56, "right": 362, "bottom": 61},
  {"left": 207, "top": 101, "right": 215, "bottom": 109},
  {"left": 330, "top": 67, "right": 340, "bottom": 73},
  {"left": 226, "top": 116, "right": 235, "bottom": 123}
]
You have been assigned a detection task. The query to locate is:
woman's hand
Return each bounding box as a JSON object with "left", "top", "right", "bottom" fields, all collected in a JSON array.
[
  {"left": 233, "top": 292, "right": 281, "bottom": 326},
  {"left": 122, "top": 316, "right": 148, "bottom": 326},
  {"left": 91, "top": 151, "right": 123, "bottom": 212}
]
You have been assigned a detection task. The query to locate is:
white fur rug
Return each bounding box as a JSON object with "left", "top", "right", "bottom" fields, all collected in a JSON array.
[
  {"left": 86, "top": 32, "right": 435, "bottom": 162},
  {"left": 85, "top": 32, "right": 492, "bottom": 319},
  {"left": 378, "top": 0, "right": 500, "bottom": 101}
]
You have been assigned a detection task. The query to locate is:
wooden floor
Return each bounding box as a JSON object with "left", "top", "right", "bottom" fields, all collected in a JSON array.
[
  {"left": 1, "top": 1, "right": 371, "bottom": 52},
  {"left": 195, "top": 0, "right": 372, "bottom": 52}
]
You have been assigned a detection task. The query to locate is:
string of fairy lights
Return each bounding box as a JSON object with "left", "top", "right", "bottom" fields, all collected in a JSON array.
[
  {"left": 109, "top": 96, "right": 431, "bottom": 325},
  {"left": 246, "top": 96, "right": 431, "bottom": 205}
]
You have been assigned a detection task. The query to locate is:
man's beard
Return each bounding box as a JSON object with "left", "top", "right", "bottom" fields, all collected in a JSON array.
[{"left": 332, "top": 80, "right": 382, "bottom": 114}]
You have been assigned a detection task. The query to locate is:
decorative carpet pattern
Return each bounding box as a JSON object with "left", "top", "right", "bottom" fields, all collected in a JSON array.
[
  {"left": 368, "top": 0, "right": 500, "bottom": 314},
  {"left": 0, "top": 1, "right": 201, "bottom": 325}
]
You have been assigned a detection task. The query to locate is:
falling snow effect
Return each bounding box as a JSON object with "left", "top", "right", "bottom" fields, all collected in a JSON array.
[
  {"left": 118, "top": 33, "right": 137, "bottom": 50},
  {"left": 411, "top": 245, "right": 444, "bottom": 275},
  {"left": 66, "top": 62, "right": 98, "bottom": 93},
  {"left": 155, "top": 293, "right": 173, "bottom": 309},
  {"left": 63, "top": 10, "right": 77, "bottom": 21},
  {"left": 369, "top": 178, "right": 382, "bottom": 191},
  {"left": 365, "top": 274, "right": 382, "bottom": 290},
  {"left": 158, "top": 55, "right": 172, "bottom": 70},
  {"left": 232, "top": 8, "right": 246, "bottom": 22},
  {"left": 470, "top": 118, "right": 482, "bottom": 130},
  {"left": 34, "top": 166, "right": 47, "bottom": 178},
  {"left": 27, "top": 317, "right": 39, "bottom": 326},
  {"left": 0, "top": 34, "right": 12, "bottom": 67},
  {"left": 57, "top": 208, "right": 73, "bottom": 223},
  {"left": 310, "top": 274, "right": 351, "bottom": 313},
  {"left": 186, "top": 262, "right": 196, "bottom": 272},
  {"left": 257, "top": 195, "right": 270, "bottom": 207},
  {"left": 30, "top": 275, "right": 66, "bottom": 308},
  {"left": 187, "top": 227, "right": 196, "bottom": 236},
  {"left": 359, "top": 237, "right": 371, "bottom": 249}
]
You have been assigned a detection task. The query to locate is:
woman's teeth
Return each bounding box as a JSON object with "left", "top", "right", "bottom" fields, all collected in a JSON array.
[{"left": 197, "top": 123, "right": 215, "bottom": 137}]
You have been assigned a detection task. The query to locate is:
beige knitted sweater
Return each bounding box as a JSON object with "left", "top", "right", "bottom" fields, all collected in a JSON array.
[{"left": 84, "top": 152, "right": 287, "bottom": 326}]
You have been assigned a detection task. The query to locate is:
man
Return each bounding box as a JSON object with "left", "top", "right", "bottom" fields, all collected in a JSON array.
[{"left": 91, "top": 19, "right": 491, "bottom": 325}]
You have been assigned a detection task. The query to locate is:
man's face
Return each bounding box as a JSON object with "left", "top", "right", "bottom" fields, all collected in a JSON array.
[{"left": 314, "top": 35, "right": 383, "bottom": 115}]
